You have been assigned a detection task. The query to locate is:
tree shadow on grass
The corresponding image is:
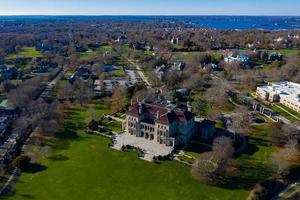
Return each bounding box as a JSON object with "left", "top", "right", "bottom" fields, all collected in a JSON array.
[
  {"left": 215, "top": 159, "right": 273, "bottom": 190},
  {"left": 23, "top": 163, "right": 47, "bottom": 174},
  {"left": 184, "top": 142, "right": 211, "bottom": 154},
  {"left": 47, "top": 154, "right": 69, "bottom": 162},
  {"left": 237, "top": 143, "right": 259, "bottom": 156}
]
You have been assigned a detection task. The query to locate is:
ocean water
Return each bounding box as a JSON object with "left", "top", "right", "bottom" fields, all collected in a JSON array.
[{"left": 0, "top": 15, "right": 299, "bottom": 30}]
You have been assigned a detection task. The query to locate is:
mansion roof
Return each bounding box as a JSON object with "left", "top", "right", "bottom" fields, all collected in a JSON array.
[{"left": 126, "top": 103, "right": 194, "bottom": 125}]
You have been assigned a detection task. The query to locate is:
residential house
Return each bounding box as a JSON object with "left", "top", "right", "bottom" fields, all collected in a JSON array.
[
  {"left": 115, "top": 35, "right": 128, "bottom": 45},
  {"left": 224, "top": 55, "right": 250, "bottom": 66},
  {"left": 268, "top": 52, "right": 283, "bottom": 62},
  {"left": 131, "top": 42, "right": 146, "bottom": 50},
  {"left": 1, "top": 68, "right": 18, "bottom": 80},
  {"left": 170, "top": 37, "right": 181, "bottom": 45},
  {"left": 172, "top": 61, "right": 186, "bottom": 71},
  {"left": 154, "top": 65, "right": 168, "bottom": 81}
]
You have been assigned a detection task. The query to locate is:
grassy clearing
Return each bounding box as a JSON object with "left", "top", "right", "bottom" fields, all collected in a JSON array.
[
  {"left": 272, "top": 104, "right": 300, "bottom": 123},
  {"left": 78, "top": 45, "right": 118, "bottom": 60},
  {"left": 6, "top": 47, "right": 42, "bottom": 60},
  {"left": 113, "top": 68, "right": 126, "bottom": 77},
  {"left": 4, "top": 101, "right": 250, "bottom": 200},
  {"left": 234, "top": 121, "right": 277, "bottom": 188}
]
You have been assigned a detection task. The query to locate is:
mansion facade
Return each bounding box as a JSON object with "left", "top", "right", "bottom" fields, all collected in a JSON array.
[{"left": 124, "top": 103, "right": 195, "bottom": 147}]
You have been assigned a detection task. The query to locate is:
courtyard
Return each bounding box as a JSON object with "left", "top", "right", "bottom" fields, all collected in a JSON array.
[{"left": 112, "top": 133, "right": 173, "bottom": 161}]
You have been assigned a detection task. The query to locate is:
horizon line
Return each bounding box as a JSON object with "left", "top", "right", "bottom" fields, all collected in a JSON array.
[{"left": 0, "top": 14, "right": 299, "bottom": 17}]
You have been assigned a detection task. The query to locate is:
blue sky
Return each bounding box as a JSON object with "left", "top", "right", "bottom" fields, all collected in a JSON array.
[{"left": 0, "top": 0, "right": 299, "bottom": 16}]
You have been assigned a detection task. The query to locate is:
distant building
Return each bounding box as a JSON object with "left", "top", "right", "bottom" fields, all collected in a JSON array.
[
  {"left": 154, "top": 65, "right": 168, "bottom": 81},
  {"left": 115, "top": 35, "right": 128, "bottom": 45},
  {"left": 170, "top": 37, "right": 181, "bottom": 45},
  {"left": 131, "top": 42, "right": 146, "bottom": 50},
  {"left": 256, "top": 82, "right": 300, "bottom": 113},
  {"left": 172, "top": 61, "right": 186, "bottom": 71},
  {"left": 103, "top": 64, "right": 114, "bottom": 72},
  {"left": 94, "top": 80, "right": 102, "bottom": 96},
  {"left": 224, "top": 55, "right": 250, "bottom": 66},
  {"left": 268, "top": 52, "right": 283, "bottom": 62},
  {"left": 1, "top": 68, "right": 18, "bottom": 80},
  {"left": 124, "top": 103, "right": 195, "bottom": 147}
]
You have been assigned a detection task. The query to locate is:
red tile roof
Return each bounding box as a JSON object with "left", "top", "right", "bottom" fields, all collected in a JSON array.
[{"left": 126, "top": 103, "right": 194, "bottom": 125}]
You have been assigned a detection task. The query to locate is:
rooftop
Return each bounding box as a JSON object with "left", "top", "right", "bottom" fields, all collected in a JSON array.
[
  {"left": 127, "top": 103, "right": 194, "bottom": 125},
  {"left": 258, "top": 81, "right": 300, "bottom": 102}
]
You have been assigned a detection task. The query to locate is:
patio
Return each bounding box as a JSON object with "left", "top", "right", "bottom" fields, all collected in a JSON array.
[{"left": 112, "top": 133, "right": 174, "bottom": 161}]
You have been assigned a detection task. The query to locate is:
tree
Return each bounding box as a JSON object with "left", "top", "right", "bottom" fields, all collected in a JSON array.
[
  {"left": 110, "top": 86, "right": 127, "bottom": 113},
  {"left": 74, "top": 79, "right": 93, "bottom": 106},
  {"left": 270, "top": 139, "right": 299, "bottom": 177},
  {"left": 269, "top": 123, "right": 298, "bottom": 147},
  {"left": 192, "top": 99, "right": 208, "bottom": 116},
  {"left": 57, "top": 81, "right": 74, "bottom": 100},
  {"left": 228, "top": 108, "right": 251, "bottom": 135},
  {"left": 205, "top": 78, "right": 229, "bottom": 109},
  {"left": 212, "top": 136, "right": 234, "bottom": 173},
  {"left": 12, "top": 155, "right": 31, "bottom": 170},
  {"left": 192, "top": 136, "right": 234, "bottom": 184}
]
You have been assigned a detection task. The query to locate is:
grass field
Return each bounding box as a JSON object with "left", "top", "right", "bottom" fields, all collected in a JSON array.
[
  {"left": 6, "top": 47, "right": 42, "bottom": 60},
  {"left": 78, "top": 45, "right": 117, "bottom": 60},
  {"left": 233, "top": 120, "right": 277, "bottom": 188},
  {"left": 4, "top": 102, "right": 250, "bottom": 200},
  {"left": 113, "top": 68, "right": 126, "bottom": 77}
]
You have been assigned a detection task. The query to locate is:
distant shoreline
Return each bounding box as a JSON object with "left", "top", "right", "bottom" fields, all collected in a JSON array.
[{"left": 0, "top": 15, "right": 299, "bottom": 30}]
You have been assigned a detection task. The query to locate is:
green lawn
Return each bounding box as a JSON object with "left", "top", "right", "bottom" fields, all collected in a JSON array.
[
  {"left": 272, "top": 104, "right": 300, "bottom": 123},
  {"left": 234, "top": 121, "right": 277, "bottom": 188},
  {"left": 78, "top": 45, "right": 117, "bottom": 60},
  {"left": 6, "top": 47, "right": 42, "bottom": 60},
  {"left": 4, "top": 102, "right": 250, "bottom": 200},
  {"left": 113, "top": 68, "right": 126, "bottom": 77}
]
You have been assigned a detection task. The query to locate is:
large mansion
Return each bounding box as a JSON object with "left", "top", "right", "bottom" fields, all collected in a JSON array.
[{"left": 124, "top": 103, "right": 195, "bottom": 147}]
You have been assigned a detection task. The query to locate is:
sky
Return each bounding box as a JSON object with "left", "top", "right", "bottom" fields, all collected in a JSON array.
[{"left": 0, "top": 0, "right": 299, "bottom": 16}]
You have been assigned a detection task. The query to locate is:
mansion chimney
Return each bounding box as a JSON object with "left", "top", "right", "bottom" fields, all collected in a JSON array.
[{"left": 138, "top": 102, "right": 143, "bottom": 115}]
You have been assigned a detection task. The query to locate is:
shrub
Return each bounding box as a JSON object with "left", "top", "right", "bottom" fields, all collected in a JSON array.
[
  {"left": 12, "top": 155, "right": 31, "bottom": 170},
  {"left": 87, "top": 120, "right": 98, "bottom": 131},
  {"left": 247, "top": 178, "right": 285, "bottom": 200}
]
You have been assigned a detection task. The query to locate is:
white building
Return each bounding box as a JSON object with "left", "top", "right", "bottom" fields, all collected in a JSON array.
[{"left": 256, "top": 82, "right": 300, "bottom": 113}]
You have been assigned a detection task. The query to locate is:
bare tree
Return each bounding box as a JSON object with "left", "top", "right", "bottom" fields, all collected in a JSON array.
[
  {"left": 192, "top": 136, "right": 234, "bottom": 184},
  {"left": 109, "top": 86, "right": 128, "bottom": 113},
  {"left": 270, "top": 139, "right": 299, "bottom": 177}
]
